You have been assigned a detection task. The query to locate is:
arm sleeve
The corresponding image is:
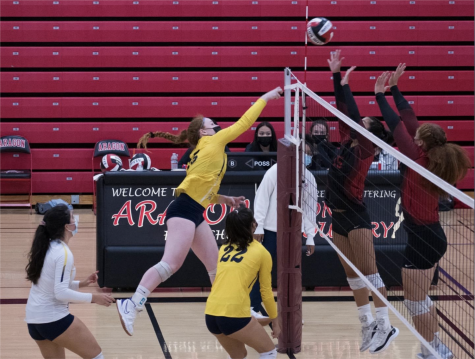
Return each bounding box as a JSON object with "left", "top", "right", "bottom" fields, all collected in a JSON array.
[
  {"left": 253, "top": 165, "right": 277, "bottom": 235},
  {"left": 54, "top": 250, "right": 92, "bottom": 304},
  {"left": 69, "top": 281, "right": 80, "bottom": 290},
  {"left": 178, "top": 148, "right": 193, "bottom": 167},
  {"left": 259, "top": 249, "right": 277, "bottom": 319},
  {"left": 303, "top": 170, "right": 317, "bottom": 246},
  {"left": 333, "top": 72, "right": 351, "bottom": 143},
  {"left": 376, "top": 93, "right": 420, "bottom": 160},
  {"left": 342, "top": 84, "right": 374, "bottom": 159},
  {"left": 391, "top": 85, "right": 420, "bottom": 137},
  {"left": 213, "top": 99, "right": 267, "bottom": 146}
]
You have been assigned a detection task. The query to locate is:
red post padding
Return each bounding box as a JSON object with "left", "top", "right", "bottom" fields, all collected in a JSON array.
[{"left": 276, "top": 138, "right": 302, "bottom": 355}]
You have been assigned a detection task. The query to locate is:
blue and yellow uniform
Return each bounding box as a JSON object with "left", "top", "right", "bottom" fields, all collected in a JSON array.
[
  {"left": 205, "top": 239, "right": 277, "bottom": 335},
  {"left": 176, "top": 99, "right": 267, "bottom": 208}
]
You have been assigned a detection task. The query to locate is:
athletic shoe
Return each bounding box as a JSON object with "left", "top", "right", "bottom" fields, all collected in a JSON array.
[
  {"left": 417, "top": 342, "right": 454, "bottom": 359},
  {"left": 116, "top": 298, "right": 141, "bottom": 336},
  {"left": 251, "top": 307, "right": 269, "bottom": 319},
  {"left": 359, "top": 321, "right": 377, "bottom": 352},
  {"left": 369, "top": 319, "right": 399, "bottom": 354},
  {"left": 418, "top": 355, "right": 438, "bottom": 359}
]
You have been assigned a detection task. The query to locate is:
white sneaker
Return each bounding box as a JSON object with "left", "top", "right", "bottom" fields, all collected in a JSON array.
[
  {"left": 360, "top": 321, "right": 377, "bottom": 352},
  {"left": 251, "top": 307, "right": 268, "bottom": 320},
  {"left": 369, "top": 319, "right": 399, "bottom": 354},
  {"left": 116, "top": 298, "right": 141, "bottom": 336},
  {"left": 417, "top": 342, "right": 454, "bottom": 359}
]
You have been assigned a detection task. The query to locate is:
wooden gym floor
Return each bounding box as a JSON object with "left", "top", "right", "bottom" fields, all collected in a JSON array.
[{"left": 1, "top": 209, "right": 473, "bottom": 359}]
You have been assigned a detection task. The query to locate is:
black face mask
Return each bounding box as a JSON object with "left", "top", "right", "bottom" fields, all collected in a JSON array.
[
  {"left": 212, "top": 125, "right": 222, "bottom": 133},
  {"left": 257, "top": 136, "right": 272, "bottom": 147},
  {"left": 312, "top": 134, "right": 327, "bottom": 144}
]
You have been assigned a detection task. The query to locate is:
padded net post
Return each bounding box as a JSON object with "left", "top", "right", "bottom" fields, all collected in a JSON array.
[{"left": 276, "top": 137, "right": 303, "bottom": 355}]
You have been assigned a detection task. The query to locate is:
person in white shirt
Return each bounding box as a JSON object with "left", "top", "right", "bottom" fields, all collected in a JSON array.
[
  {"left": 250, "top": 137, "right": 318, "bottom": 315},
  {"left": 25, "top": 205, "right": 114, "bottom": 359}
]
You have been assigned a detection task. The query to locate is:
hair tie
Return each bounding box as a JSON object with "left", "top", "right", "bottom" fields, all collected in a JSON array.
[
  {"left": 149, "top": 132, "right": 155, "bottom": 138},
  {"left": 40, "top": 221, "right": 46, "bottom": 226}
]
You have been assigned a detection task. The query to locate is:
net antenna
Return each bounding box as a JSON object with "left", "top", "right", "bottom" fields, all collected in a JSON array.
[{"left": 283, "top": 67, "right": 474, "bottom": 359}]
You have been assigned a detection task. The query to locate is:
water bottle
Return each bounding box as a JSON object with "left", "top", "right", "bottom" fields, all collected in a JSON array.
[{"left": 171, "top": 153, "right": 178, "bottom": 170}]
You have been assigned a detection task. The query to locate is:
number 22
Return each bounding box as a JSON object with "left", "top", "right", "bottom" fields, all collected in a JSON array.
[{"left": 220, "top": 246, "right": 247, "bottom": 263}]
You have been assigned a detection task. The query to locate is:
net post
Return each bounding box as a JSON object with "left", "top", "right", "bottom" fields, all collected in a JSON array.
[
  {"left": 284, "top": 67, "right": 292, "bottom": 137},
  {"left": 276, "top": 137, "right": 303, "bottom": 355}
]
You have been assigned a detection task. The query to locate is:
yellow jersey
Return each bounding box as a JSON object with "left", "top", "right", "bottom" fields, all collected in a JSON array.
[
  {"left": 176, "top": 99, "right": 267, "bottom": 208},
  {"left": 205, "top": 240, "right": 277, "bottom": 319}
]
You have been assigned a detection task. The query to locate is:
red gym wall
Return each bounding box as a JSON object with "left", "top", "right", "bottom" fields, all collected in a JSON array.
[{"left": 1, "top": 0, "right": 474, "bottom": 195}]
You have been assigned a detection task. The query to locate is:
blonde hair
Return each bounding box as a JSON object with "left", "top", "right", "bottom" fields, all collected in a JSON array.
[
  {"left": 418, "top": 123, "right": 471, "bottom": 195},
  {"left": 137, "top": 115, "right": 204, "bottom": 149}
]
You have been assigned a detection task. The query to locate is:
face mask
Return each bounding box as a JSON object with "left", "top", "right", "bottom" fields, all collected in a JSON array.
[
  {"left": 305, "top": 154, "right": 312, "bottom": 167},
  {"left": 212, "top": 125, "right": 222, "bottom": 133},
  {"left": 312, "top": 134, "right": 326, "bottom": 144},
  {"left": 67, "top": 216, "right": 79, "bottom": 237},
  {"left": 257, "top": 136, "right": 272, "bottom": 147}
]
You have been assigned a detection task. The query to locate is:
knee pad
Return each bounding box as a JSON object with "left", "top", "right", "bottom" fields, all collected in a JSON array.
[
  {"left": 404, "top": 296, "right": 432, "bottom": 317},
  {"left": 92, "top": 352, "right": 104, "bottom": 359},
  {"left": 366, "top": 273, "right": 385, "bottom": 289},
  {"left": 153, "top": 261, "right": 173, "bottom": 282},
  {"left": 347, "top": 277, "right": 366, "bottom": 291},
  {"left": 259, "top": 348, "right": 277, "bottom": 358}
]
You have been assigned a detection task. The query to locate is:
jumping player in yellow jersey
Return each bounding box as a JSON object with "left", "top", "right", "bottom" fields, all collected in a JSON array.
[
  {"left": 205, "top": 206, "right": 280, "bottom": 359},
  {"left": 116, "top": 87, "right": 283, "bottom": 336}
]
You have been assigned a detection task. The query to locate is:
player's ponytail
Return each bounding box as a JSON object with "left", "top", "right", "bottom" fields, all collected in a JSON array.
[
  {"left": 367, "top": 117, "right": 394, "bottom": 145},
  {"left": 418, "top": 123, "right": 471, "bottom": 195},
  {"left": 137, "top": 115, "right": 205, "bottom": 149},
  {"left": 224, "top": 206, "right": 255, "bottom": 251},
  {"left": 26, "top": 205, "right": 70, "bottom": 284}
]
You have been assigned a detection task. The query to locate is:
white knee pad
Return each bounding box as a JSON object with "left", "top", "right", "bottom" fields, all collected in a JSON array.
[
  {"left": 347, "top": 277, "right": 366, "bottom": 291},
  {"left": 92, "top": 352, "right": 104, "bottom": 359},
  {"left": 404, "top": 296, "right": 432, "bottom": 317},
  {"left": 366, "top": 273, "right": 385, "bottom": 289},
  {"left": 259, "top": 348, "right": 277, "bottom": 358},
  {"left": 153, "top": 261, "right": 173, "bottom": 282}
]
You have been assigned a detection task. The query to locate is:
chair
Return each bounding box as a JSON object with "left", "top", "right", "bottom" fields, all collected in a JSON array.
[
  {"left": 92, "top": 139, "right": 130, "bottom": 214},
  {"left": 0, "top": 135, "right": 33, "bottom": 213}
]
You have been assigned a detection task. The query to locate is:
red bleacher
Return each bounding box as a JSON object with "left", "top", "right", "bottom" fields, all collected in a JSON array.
[
  {"left": 2, "top": 21, "right": 473, "bottom": 43},
  {"left": 2, "top": 71, "right": 474, "bottom": 94},
  {"left": 1, "top": 0, "right": 473, "bottom": 196},
  {"left": 2, "top": 0, "right": 473, "bottom": 18},
  {"left": 2, "top": 46, "right": 474, "bottom": 68},
  {"left": 2, "top": 96, "right": 473, "bottom": 119}
]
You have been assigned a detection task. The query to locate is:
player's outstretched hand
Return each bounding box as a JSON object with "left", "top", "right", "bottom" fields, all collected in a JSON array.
[
  {"left": 220, "top": 195, "right": 246, "bottom": 208},
  {"left": 92, "top": 293, "right": 115, "bottom": 307},
  {"left": 375, "top": 72, "right": 391, "bottom": 95},
  {"left": 261, "top": 87, "right": 283, "bottom": 102},
  {"left": 327, "top": 49, "right": 345, "bottom": 73},
  {"left": 80, "top": 270, "right": 99, "bottom": 288},
  {"left": 388, "top": 63, "right": 406, "bottom": 88},
  {"left": 340, "top": 66, "right": 356, "bottom": 86}
]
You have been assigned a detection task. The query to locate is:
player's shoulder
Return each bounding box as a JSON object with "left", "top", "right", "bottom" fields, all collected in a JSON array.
[{"left": 49, "top": 240, "right": 72, "bottom": 259}]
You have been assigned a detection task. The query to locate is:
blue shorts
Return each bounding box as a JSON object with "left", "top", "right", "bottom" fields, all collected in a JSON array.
[
  {"left": 27, "top": 314, "right": 74, "bottom": 341},
  {"left": 166, "top": 193, "right": 205, "bottom": 227},
  {"left": 205, "top": 314, "right": 251, "bottom": 336}
]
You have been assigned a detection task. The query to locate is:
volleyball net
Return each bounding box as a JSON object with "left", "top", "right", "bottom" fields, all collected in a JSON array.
[{"left": 278, "top": 68, "right": 474, "bottom": 359}]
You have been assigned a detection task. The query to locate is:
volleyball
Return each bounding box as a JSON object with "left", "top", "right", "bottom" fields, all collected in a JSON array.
[
  {"left": 129, "top": 153, "right": 152, "bottom": 171},
  {"left": 100, "top": 154, "right": 123, "bottom": 172},
  {"left": 307, "top": 17, "right": 334, "bottom": 45}
]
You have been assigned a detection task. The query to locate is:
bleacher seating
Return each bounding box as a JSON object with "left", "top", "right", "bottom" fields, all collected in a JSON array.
[{"left": 1, "top": 0, "right": 473, "bottom": 197}]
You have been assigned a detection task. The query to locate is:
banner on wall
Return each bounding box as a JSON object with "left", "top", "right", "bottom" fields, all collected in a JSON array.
[{"left": 102, "top": 183, "right": 406, "bottom": 247}]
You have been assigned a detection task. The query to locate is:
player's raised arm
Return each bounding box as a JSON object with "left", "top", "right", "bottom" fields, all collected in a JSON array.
[{"left": 213, "top": 87, "right": 283, "bottom": 146}]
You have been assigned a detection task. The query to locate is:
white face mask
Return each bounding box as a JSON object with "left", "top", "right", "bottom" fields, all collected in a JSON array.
[{"left": 67, "top": 216, "right": 79, "bottom": 236}]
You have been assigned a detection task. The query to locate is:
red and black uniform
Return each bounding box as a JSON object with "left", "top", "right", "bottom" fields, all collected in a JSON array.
[
  {"left": 326, "top": 72, "right": 375, "bottom": 237},
  {"left": 376, "top": 86, "right": 447, "bottom": 269}
]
